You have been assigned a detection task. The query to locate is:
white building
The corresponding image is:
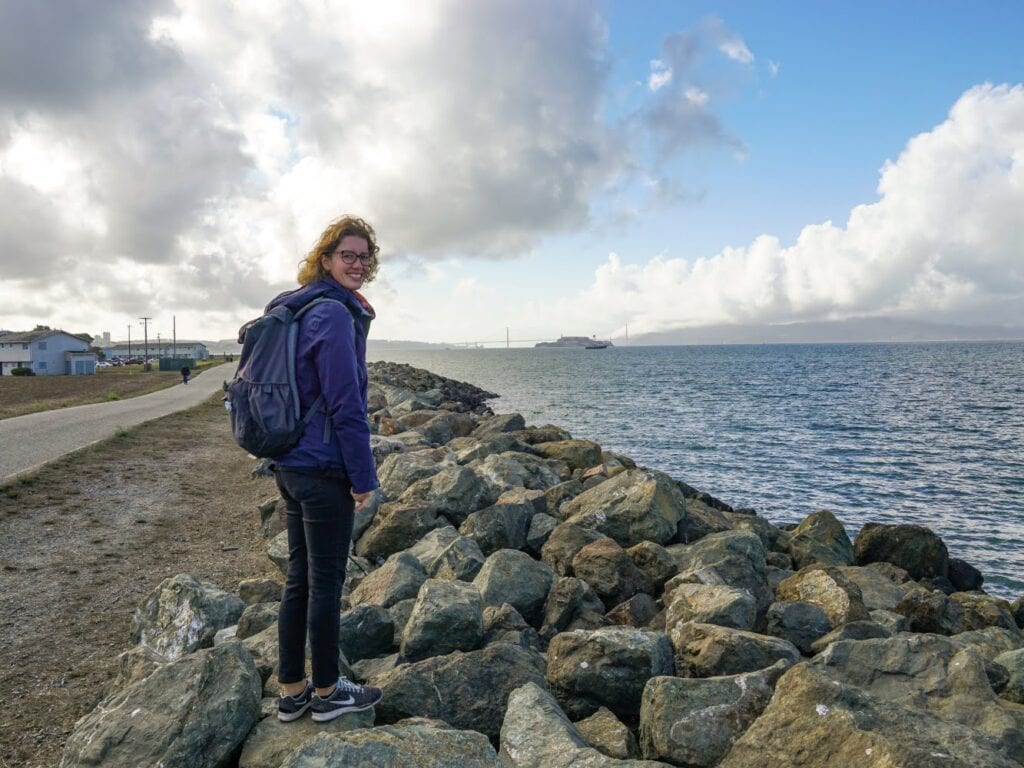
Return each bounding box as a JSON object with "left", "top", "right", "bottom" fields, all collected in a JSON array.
[
  {"left": 0, "top": 329, "right": 97, "bottom": 375},
  {"left": 100, "top": 339, "right": 210, "bottom": 361}
]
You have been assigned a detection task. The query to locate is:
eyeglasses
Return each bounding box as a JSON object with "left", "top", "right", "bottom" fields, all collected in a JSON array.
[{"left": 333, "top": 250, "right": 373, "bottom": 265}]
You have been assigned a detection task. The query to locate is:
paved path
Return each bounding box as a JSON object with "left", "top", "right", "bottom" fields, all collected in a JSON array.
[{"left": 0, "top": 363, "right": 238, "bottom": 484}]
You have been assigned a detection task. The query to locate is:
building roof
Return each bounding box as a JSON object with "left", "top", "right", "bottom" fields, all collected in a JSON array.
[
  {"left": 0, "top": 329, "right": 85, "bottom": 343},
  {"left": 106, "top": 339, "right": 209, "bottom": 348}
]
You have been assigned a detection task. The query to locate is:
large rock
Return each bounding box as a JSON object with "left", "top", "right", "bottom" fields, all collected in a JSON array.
[
  {"left": 278, "top": 726, "right": 501, "bottom": 767},
  {"left": 377, "top": 447, "right": 454, "bottom": 499},
  {"left": 130, "top": 574, "right": 245, "bottom": 661},
  {"left": 787, "top": 509, "right": 855, "bottom": 569},
  {"left": 349, "top": 552, "right": 427, "bottom": 609},
  {"left": 717, "top": 662, "right": 1022, "bottom": 768},
  {"left": 267, "top": 530, "right": 289, "bottom": 575},
  {"left": 400, "top": 579, "right": 483, "bottom": 661},
  {"left": 627, "top": 541, "right": 678, "bottom": 590},
  {"left": 854, "top": 522, "right": 950, "bottom": 580},
  {"left": 639, "top": 661, "right": 789, "bottom": 767},
  {"left": 354, "top": 499, "right": 451, "bottom": 561},
  {"left": 546, "top": 627, "right": 674, "bottom": 722},
  {"left": 460, "top": 502, "right": 534, "bottom": 555},
  {"left": 669, "top": 622, "right": 801, "bottom": 678},
  {"left": 572, "top": 538, "right": 653, "bottom": 609},
  {"left": 337, "top": 604, "right": 395, "bottom": 662},
  {"left": 61, "top": 642, "right": 261, "bottom": 768},
  {"left": 774, "top": 566, "right": 871, "bottom": 628},
  {"left": 472, "top": 412, "right": 526, "bottom": 438},
  {"left": 405, "top": 525, "right": 487, "bottom": 583},
  {"left": 525, "top": 513, "right": 559, "bottom": 557},
  {"left": 574, "top": 707, "right": 640, "bottom": 760},
  {"left": 680, "top": 497, "right": 733, "bottom": 543},
  {"left": 405, "top": 525, "right": 461, "bottom": 573},
  {"left": 951, "top": 592, "right": 1022, "bottom": 635},
  {"left": 474, "top": 549, "right": 555, "bottom": 626},
  {"left": 807, "top": 620, "right": 892, "bottom": 655},
  {"left": 561, "top": 469, "right": 686, "bottom": 548},
  {"left": 665, "top": 584, "right": 756, "bottom": 631},
  {"left": 543, "top": 478, "right": 586, "bottom": 518},
  {"left": 482, "top": 603, "right": 542, "bottom": 651},
  {"left": 372, "top": 642, "right": 547, "bottom": 738},
  {"left": 540, "top": 576, "right": 609, "bottom": 640},
  {"left": 836, "top": 564, "right": 910, "bottom": 611},
  {"left": 948, "top": 557, "right": 985, "bottom": 592},
  {"left": 606, "top": 593, "right": 660, "bottom": 628},
  {"left": 238, "top": 578, "right": 283, "bottom": 606},
  {"left": 533, "top": 439, "right": 603, "bottom": 471},
  {"left": 236, "top": 602, "right": 279, "bottom": 641},
  {"left": 238, "top": 708, "right": 374, "bottom": 768},
  {"left": 398, "top": 464, "right": 495, "bottom": 524},
  {"left": 500, "top": 682, "right": 673, "bottom": 768},
  {"left": 665, "top": 529, "right": 772, "bottom": 615},
  {"left": 471, "top": 451, "right": 565, "bottom": 493},
  {"left": 995, "top": 648, "right": 1024, "bottom": 704},
  {"left": 765, "top": 600, "right": 832, "bottom": 654},
  {"left": 541, "top": 522, "right": 609, "bottom": 576},
  {"left": 894, "top": 586, "right": 965, "bottom": 635},
  {"left": 451, "top": 434, "right": 535, "bottom": 465}
]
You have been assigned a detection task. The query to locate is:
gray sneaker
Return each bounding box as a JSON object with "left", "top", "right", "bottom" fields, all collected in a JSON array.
[
  {"left": 310, "top": 677, "right": 383, "bottom": 722},
  {"left": 277, "top": 680, "right": 314, "bottom": 722}
]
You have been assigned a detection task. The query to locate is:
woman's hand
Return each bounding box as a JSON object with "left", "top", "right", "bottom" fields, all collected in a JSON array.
[{"left": 352, "top": 490, "right": 374, "bottom": 512}]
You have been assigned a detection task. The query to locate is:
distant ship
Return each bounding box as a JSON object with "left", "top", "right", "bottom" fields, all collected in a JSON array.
[{"left": 535, "top": 336, "right": 614, "bottom": 349}]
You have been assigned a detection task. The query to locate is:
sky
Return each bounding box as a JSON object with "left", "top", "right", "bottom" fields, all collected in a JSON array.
[{"left": 1, "top": 0, "right": 1022, "bottom": 345}]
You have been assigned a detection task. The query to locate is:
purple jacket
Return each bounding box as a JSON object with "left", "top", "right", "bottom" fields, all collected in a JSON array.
[{"left": 270, "top": 278, "right": 379, "bottom": 493}]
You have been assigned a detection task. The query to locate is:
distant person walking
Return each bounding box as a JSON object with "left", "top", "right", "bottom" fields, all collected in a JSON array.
[
  {"left": 270, "top": 215, "right": 383, "bottom": 723},
  {"left": 179, "top": 365, "right": 190, "bottom": 384}
]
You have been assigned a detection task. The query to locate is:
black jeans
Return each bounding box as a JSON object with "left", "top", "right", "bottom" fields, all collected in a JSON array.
[{"left": 274, "top": 468, "right": 354, "bottom": 689}]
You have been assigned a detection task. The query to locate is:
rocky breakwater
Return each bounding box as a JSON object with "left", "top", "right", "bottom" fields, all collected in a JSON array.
[{"left": 61, "top": 363, "right": 1024, "bottom": 767}]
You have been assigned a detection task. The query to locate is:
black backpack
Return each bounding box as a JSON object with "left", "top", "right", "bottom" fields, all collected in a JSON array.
[{"left": 224, "top": 287, "right": 362, "bottom": 457}]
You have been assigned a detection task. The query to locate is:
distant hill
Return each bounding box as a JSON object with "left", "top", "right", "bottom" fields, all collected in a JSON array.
[{"left": 628, "top": 317, "right": 1024, "bottom": 346}]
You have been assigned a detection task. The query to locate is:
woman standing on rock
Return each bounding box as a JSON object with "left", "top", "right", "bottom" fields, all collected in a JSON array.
[{"left": 270, "top": 215, "right": 383, "bottom": 723}]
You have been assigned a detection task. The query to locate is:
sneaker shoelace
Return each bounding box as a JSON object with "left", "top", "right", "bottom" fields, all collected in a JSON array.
[{"left": 336, "top": 677, "right": 365, "bottom": 694}]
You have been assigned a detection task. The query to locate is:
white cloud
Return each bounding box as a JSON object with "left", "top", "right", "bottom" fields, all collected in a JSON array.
[
  {"left": 718, "top": 37, "right": 754, "bottom": 64},
  {"left": 684, "top": 87, "right": 710, "bottom": 107},
  {"left": 532, "top": 84, "right": 1024, "bottom": 336},
  {"left": 648, "top": 59, "right": 673, "bottom": 91},
  {"left": 768, "top": 59, "right": 780, "bottom": 77}
]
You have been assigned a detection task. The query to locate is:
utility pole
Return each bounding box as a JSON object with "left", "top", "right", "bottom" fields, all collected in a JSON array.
[
  {"left": 140, "top": 317, "right": 152, "bottom": 370},
  {"left": 173, "top": 315, "right": 177, "bottom": 359},
  {"left": 157, "top": 333, "right": 161, "bottom": 359},
  {"left": 127, "top": 325, "right": 131, "bottom": 360},
  {"left": 506, "top": 327, "right": 510, "bottom": 349}
]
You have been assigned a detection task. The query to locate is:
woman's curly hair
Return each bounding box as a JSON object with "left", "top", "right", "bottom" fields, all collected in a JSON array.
[{"left": 297, "top": 214, "right": 380, "bottom": 285}]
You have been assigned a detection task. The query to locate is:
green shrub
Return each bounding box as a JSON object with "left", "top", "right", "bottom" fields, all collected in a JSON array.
[
  {"left": 11, "top": 367, "right": 32, "bottom": 376},
  {"left": 107, "top": 390, "right": 121, "bottom": 401}
]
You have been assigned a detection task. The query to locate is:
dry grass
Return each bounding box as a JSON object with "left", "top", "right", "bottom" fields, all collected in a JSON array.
[{"left": 0, "top": 360, "right": 226, "bottom": 420}]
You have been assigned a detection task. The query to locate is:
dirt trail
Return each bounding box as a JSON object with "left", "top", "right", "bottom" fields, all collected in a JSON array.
[{"left": 0, "top": 395, "right": 278, "bottom": 768}]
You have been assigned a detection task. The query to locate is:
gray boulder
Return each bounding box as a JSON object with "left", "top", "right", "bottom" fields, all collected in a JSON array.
[
  {"left": 354, "top": 499, "right": 451, "bottom": 561},
  {"left": 258, "top": 496, "right": 284, "bottom": 538},
  {"left": 482, "top": 603, "right": 542, "bottom": 651},
  {"left": 62, "top": 642, "right": 260, "bottom": 768},
  {"left": 870, "top": 608, "right": 911, "bottom": 633},
  {"left": 406, "top": 525, "right": 461, "bottom": 573},
  {"left": 774, "top": 566, "right": 871, "bottom": 628},
  {"left": 499, "top": 682, "right": 672, "bottom": 768},
  {"left": 951, "top": 592, "right": 1022, "bottom": 635},
  {"left": 540, "top": 576, "right": 610, "bottom": 640},
  {"left": 398, "top": 464, "right": 495, "bottom": 525},
  {"left": 471, "top": 451, "right": 565, "bottom": 493},
  {"left": 808, "top": 620, "right": 892, "bottom": 655},
  {"left": 572, "top": 538, "right": 653, "bottom": 609},
  {"left": 432, "top": 536, "right": 488, "bottom": 582},
  {"left": 238, "top": 578, "right": 283, "bottom": 606},
  {"left": 378, "top": 447, "right": 454, "bottom": 500},
  {"left": 541, "top": 522, "right": 608, "bottom": 576},
  {"left": 236, "top": 602, "right": 279, "bottom": 641},
  {"left": 451, "top": 434, "right": 535, "bottom": 465},
  {"left": 994, "top": 648, "right": 1024, "bottom": 704},
  {"left": 277, "top": 726, "right": 501, "bottom": 767},
  {"left": 338, "top": 604, "right": 395, "bottom": 662},
  {"left": 665, "top": 584, "right": 757, "bottom": 631},
  {"left": 627, "top": 541, "right": 678, "bottom": 590},
  {"left": 895, "top": 586, "right": 965, "bottom": 635},
  {"left": 267, "top": 530, "right": 289, "bottom": 575},
  {"left": 666, "top": 529, "right": 772, "bottom": 614},
  {"left": 681, "top": 497, "right": 733, "bottom": 543},
  {"left": 349, "top": 552, "right": 427, "bottom": 609},
  {"left": 854, "top": 522, "right": 949, "bottom": 580},
  {"left": 472, "top": 412, "right": 526, "bottom": 438},
  {"left": 533, "top": 439, "right": 603, "bottom": 471},
  {"left": 373, "top": 642, "right": 547, "bottom": 738},
  {"left": 787, "top": 509, "right": 854, "bottom": 569},
  {"left": 669, "top": 622, "right": 801, "bottom": 678},
  {"left": 836, "top": 564, "right": 910, "bottom": 611},
  {"left": 574, "top": 707, "right": 640, "bottom": 760},
  {"left": 474, "top": 549, "right": 555, "bottom": 626},
  {"left": 718, "top": 662, "right": 1022, "bottom": 768},
  {"left": 546, "top": 627, "right": 674, "bottom": 722},
  {"left": 400, "top": 579, "right": 484, "bottom": 661},
  {"left": 238, "top": 708, "right": 374, "bottom": 768},
  {"left": 639, "top": 661, "right": 789, "bottom": 767},
  {"left": 561, "top": 469, "right": 687, "bottom": 548},
  {"left": 605, "top": 593, "right": 660, "bottom": 628},
  {"left": 543, "top": 478, "right": 586, "bottom": 518},
  {"left": 525, "top": 513, "right": 559, "bottom": 557},
  {"left": 460, "top": 502, "right": 534, "bottom": 555},
  {"left": 130, "top": 574, "right": 245, "bottom": 661},
  {"left": 765, "top": 601, "right": 832, "bottom": 654},
  {"left": 952, "top": 626, "right": 1024, "bottom": 660}
]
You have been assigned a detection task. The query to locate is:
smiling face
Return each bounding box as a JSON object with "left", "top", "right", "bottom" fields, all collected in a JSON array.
[{"left": 321, "top": 234, "right": 371, "bottom": 291}]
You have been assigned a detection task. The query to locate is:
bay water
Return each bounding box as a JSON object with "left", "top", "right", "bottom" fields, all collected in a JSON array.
[{"left": 369, "top": 342, "right": 1024, "bottom": 598}]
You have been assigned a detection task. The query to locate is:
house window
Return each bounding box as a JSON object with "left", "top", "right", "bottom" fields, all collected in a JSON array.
[
  {"left": 37, "top": 341, "right": 47, "bottom": 350},
  {"left": 38, "top": 361, "right": 47, "bottom": 370},
  {"left": 22, "top": 343, "right": 29, "bottom": 350}
]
